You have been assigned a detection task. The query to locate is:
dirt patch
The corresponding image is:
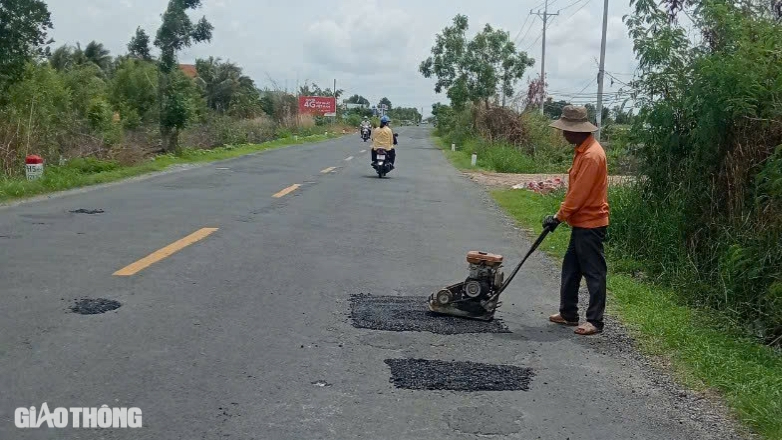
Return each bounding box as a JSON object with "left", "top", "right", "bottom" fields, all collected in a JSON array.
[{"left": 464, "top": 171, "right": 635, "bottom": 190}]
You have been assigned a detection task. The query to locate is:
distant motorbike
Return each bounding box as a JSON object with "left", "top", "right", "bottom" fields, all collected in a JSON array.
[{"left": 360, "top": 126, "right": 371, "bottom": 142}]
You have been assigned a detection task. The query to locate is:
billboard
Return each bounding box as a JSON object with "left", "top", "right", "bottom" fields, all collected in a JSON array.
[{"left": 298, "top": 96, "right": 336, "bottom": 116}]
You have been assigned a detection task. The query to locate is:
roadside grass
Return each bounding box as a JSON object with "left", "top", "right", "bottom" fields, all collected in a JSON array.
[
  {"left": 0, "top": 133, "right": 336, "bottom": 203},
  {"left": 491, "top": 189, "right": 782, "bottom": 440},
  {"left": 432, "top": 133, "right": 781, "bottom": 438},
  {"left": 433, "top": 135, "right": 547, "bottom": 173}
]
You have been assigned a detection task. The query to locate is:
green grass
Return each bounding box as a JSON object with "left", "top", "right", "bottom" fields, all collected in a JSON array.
[
  {"left": 433, "top": 134, "right": 548, "bottom": 173},
  {"left": 492, "top": 189, "right": 782, "bottom": 440},
  {"left": 0, "top": 133, "right": 336, "bottom": 203}
]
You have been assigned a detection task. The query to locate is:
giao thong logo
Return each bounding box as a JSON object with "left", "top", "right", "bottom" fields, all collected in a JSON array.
[{"left": 15, "top": 403, "right": 142, "bottom": 428}]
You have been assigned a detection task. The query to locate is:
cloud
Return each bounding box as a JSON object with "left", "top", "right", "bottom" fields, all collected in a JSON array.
[{"left": 302, "top": 0, "right": 419, "bottom": 76}]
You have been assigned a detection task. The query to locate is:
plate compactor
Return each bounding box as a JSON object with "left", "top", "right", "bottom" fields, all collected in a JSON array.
[{"left": 428, "top": 227, "right": 552, "bottom": 321}]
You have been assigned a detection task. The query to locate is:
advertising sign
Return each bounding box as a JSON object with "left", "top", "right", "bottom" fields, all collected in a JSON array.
[{"left": 298, "top": 96, "right": 336, "bottom": 116}]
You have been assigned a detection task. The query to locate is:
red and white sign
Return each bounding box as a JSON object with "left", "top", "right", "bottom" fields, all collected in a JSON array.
[
  {"left": 25, "top": 155, "right": 44, "bottom": 181},
  {"left": 298, "top": 96, "right": 336, "bottom": 116}
]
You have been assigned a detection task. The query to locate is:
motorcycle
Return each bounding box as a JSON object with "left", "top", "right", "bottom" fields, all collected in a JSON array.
[
  {"left": 373, "top": 148, "right": 393, "bottom": 178},
  {"left": 360, "top": 126, "right": 371, "bottom": 142},
  {"left": 372, "top": 134, "right": 398, "bottom": 178}
]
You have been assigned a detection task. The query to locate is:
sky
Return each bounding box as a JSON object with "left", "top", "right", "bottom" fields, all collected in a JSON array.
[{"left": 44, "top": 0, "right": 638, "bottom": 117}]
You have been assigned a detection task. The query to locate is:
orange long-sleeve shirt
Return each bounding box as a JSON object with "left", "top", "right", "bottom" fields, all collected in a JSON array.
[{"left": 555, "top": 135, "right": 610, "bottom": 228}]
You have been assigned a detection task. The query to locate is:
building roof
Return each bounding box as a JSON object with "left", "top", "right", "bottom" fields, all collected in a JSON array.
[{"left": 179, "top": 64, "right": 198, "bottom": 78}]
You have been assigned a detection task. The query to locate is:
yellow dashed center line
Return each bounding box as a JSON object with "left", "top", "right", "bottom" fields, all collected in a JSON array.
[
  {"left": 272, "top": 184, "right": 301, "bottom": 198},
  {"left": 321, "top": 167, "right": 336, "bottom": 174},
  {"left": 113, "top": 228, "right": 219, "bottom": 276}
]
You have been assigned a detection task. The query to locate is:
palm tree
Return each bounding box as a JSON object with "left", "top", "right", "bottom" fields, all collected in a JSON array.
[
  {"left": 49, "top": 45, "right": 75, "bottom": 71},
  {"left": 84, "top": 41, "right": 111, "bottom": 72}
]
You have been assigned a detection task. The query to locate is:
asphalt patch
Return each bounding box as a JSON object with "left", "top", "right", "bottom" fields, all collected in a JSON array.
[
  {"left": 70, "top": 298, "right": 121, "bottom": 315},
  {"left": 446, "top": 405, "right": 524, "bottom": 435},
  {"left": 384, "top": 358, "right": 534, "bottom": 392},
  {"left": 349, "top": 293, "right": 510, "bottom": 335},
  {"left": 70, "top": 209, "right": 104, "bottom": 214}
]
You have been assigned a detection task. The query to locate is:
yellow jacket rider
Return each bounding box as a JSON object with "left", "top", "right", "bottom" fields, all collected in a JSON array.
[{"left": 371, "top": 115, "right": 396, "bottom": 167}]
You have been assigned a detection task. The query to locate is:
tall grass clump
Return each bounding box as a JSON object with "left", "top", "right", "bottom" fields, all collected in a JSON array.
[
  {"left": 433, "top": 102, "right": 573, "bottom": 174},
  {"left": 617, "top": 0, "right": 782, "bottom": 342}
]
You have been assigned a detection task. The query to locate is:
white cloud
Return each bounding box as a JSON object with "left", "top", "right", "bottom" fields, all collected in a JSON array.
[{"left": 302, "top": 0, "right": 419, "bottom": 76}]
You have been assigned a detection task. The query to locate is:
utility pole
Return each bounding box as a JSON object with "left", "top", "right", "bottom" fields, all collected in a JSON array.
[
  {"left": 531, "top": 0, "right": 558, "bottom": 115},
  {"left": 595, "top": 0, "right": 609, "bottom": 141}
]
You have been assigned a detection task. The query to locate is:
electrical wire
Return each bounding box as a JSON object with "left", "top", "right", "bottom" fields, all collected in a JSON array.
[
  {"left": 557, "top": 0, "right": 588, "bottom": 12},
  {"left": 560, "top": 0, "right": 592, "bottom": 21},
  {"left": 514, "top": 15, "right": 533, "bottom": 44},
  {"left": 523, "top": 33, "right": 543, "bottom": 51}
]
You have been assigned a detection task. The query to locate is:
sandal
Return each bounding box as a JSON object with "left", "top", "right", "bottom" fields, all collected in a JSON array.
[
  {"left": 549, "top": 313, "right": 579, "bottom": 326},
  {"left": 574, "top": 322, "right": 603, "bottom": 335}
]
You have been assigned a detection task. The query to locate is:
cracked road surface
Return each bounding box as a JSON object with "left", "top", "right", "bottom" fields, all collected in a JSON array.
[{"left": 0, "top": 127, "right": 745, "bottom": 439}]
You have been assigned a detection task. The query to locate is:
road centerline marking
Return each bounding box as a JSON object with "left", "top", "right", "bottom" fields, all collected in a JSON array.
[
  {"left": 273, "top": 184, "right": 301, "bottom": 198},
  {"left": 321, "top": 167, "right": 336, "bottom": 173},
  {"left": 359, "top": 149, "right": 367, "bottom": 153},
  {"left": 113, "top": 228, "right": 219, "bottom": 276},
  {"left": 345, "top": 156, "right": 354, "bottom": 161}
]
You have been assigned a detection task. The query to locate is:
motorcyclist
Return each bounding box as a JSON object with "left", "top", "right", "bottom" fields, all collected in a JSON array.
[
  {"left": 360, "top": 117, "right": 371, "bottom": 137},
  {"left": 371, "top": 115, "right": 396, "bottom": 168}
]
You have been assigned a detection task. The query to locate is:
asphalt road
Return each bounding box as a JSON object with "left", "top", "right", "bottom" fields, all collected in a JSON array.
[{"left": 0, "top": 127, "right": 744, "bottom": 439}]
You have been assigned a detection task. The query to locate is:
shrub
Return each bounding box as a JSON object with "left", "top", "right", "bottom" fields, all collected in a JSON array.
[{"left": 619, "top": 0, "right": 782, "bottom": 341}]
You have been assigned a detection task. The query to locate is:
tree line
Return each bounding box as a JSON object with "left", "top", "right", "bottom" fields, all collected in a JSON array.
[{"left": 0, "top": 0, "right": 420, "bottom": 176}]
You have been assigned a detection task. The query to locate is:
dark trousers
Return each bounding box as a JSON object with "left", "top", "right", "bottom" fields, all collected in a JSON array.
[
  {"left": 371, "top": 148, "right": 395, "bottom": 164},
  {"left": 559, "top": 226, "right": 607, "bottom": 329}
]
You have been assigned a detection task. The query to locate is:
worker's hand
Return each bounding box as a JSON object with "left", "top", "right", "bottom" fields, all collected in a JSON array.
[{"left": 542, "top": 215, "right": 561, "bottom": 232}]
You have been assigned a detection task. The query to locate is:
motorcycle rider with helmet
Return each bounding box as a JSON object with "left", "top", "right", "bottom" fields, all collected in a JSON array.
[
  {"left": 371, "top": 115, "right": 396, "bottom": 168},
  {"left": 360, "top": 116, "right": 372, "bottom": 138}
]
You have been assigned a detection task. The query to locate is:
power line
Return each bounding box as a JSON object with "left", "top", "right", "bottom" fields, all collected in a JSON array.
[
  {"left": 604, "top": 71, "right": 631, "bottom": 87},
  {"left": 560, "top": 0, "right": 592, "bottom": 21},
  {"left": 514, "top": 15, "right": 533, "bottom": 45},
  {"left": 575, "top": 77, "right": 597, "bottom": 95},
  {"left": 523, "top": 33, "right": 542, "bottom": 51},
  {"left": 517, "top": 20, "right": 537, "bottom": 46},
  {"left": 558, "top": 0, "right": 588, "bottom": 11}
]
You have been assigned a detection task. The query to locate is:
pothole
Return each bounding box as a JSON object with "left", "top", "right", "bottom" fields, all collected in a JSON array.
[
  {"left": 349, "top": 293, "right": 510, "bottom": 334},
  {"left": 70, "top": 298, "right": 121, "bottom": 315},
  {"left": 70, "top": 209, "right": 104, "bottom": 214},
  {"left": 384, "top": 358, "right": 534, "bottom": 391}
]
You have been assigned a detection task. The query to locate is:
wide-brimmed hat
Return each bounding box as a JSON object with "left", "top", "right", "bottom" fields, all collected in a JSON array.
[{"left": 549, "top": 105, "right": 598, "bottom": 132}]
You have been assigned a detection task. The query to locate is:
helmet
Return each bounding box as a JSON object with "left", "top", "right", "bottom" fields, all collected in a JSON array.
[{"left": 380, "top": 115, "right": 390, "bottom": 124}]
